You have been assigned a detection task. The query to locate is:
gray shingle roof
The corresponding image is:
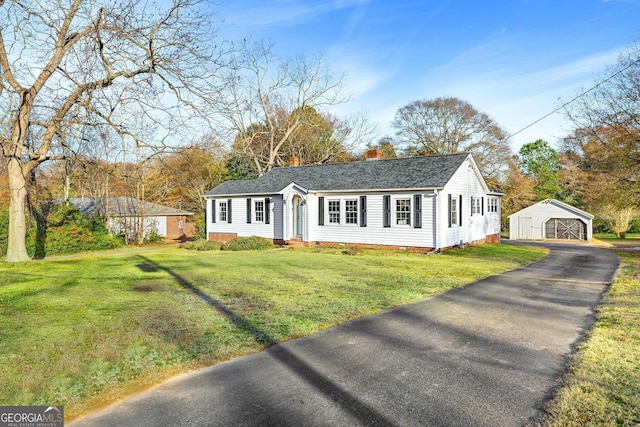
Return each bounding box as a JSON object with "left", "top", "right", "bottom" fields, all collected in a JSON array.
[
  {"left": 206, "top": 153, "right": 470, "bottom": 196},
  {"left": 65, "top": 196, "right": 193, "bottom": 217}
]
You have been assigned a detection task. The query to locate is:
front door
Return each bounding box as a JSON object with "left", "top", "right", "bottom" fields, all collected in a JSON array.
[{"left": 294, "top": 197, "right": 303, "bottom": 238}]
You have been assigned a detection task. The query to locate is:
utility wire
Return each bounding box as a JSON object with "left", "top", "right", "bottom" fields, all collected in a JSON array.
[{"left": 504, "top": 57, "right": 640, "bottom": 142}]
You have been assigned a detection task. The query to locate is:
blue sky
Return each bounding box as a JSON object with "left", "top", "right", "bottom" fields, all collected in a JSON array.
[{"left": 215, "top": 0, "right": 640, "bottom": 152}]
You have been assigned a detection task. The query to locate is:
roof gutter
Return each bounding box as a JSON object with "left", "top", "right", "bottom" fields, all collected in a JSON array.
[
  {"left": 204, "top": 187, "right": 445, "bottom": 198},
  {"left": 310, "top": 187, "right": 444, "bottom": 195}
]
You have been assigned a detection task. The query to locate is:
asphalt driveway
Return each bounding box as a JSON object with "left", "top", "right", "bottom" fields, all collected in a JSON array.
[{"left": 70, "top": 242, "right": 619, "bottom": 427}]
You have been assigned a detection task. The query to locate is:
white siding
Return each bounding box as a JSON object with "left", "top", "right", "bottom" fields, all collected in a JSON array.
[
  {"left": 509, "top": 199, "right": 593, "bottom": 240},
  {"left": 151, "top": 216, "right": 167, "bottom": 237},
  {"left": 107, "top": 215, "right": 166, "bottom": 237},
  {"left": 204, "top": 155, "right": 501, "bottom": 248},
  {"left": 484, "top": 197, "right": 502, "bottom": 237},
  {"left": 310, "top": 192, "right": 436, "bottom": 248},
  {"left": 206, "top": 196, "right": 278, "bottom": 239},
  {"left": 439, "top": 158, "right": 498, "bottom": 248}
]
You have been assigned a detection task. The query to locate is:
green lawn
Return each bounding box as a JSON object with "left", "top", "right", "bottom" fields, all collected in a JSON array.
[
  {"left": 545, "top": 248, "right": 640, "bottom": 426},
  {"left": 0, "top": 244, "right": 546, "bottom": 420},
  {"left": 594, "top": 232, "right": 640, "bottom": 244}
]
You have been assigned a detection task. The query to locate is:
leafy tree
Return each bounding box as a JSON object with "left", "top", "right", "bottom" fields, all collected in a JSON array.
[
  {"left": 0, "top": 0, "right": 223, "bottom": 261},
  {"left": 146, "top": 137, "right": 228, "bottom": 213},
  {"left": 518, "top": 139, "right": 562, "bottom": 200},
  {"left": 391, "top": 97, "right": 512, "bottom": 180},
  {"left": 492, "top": 156, "right": 536, "bottom": 229},
  {"left": 283, "top": 107, "right": 348, "bottom": 165},
  {"left": 562, "top": 126, "right": 639, "bottom": 237},
  {"left": 361, "top": 137, "right": 398, "bottom": 160},
  {"left": 225, "top": 154, "right": 259, "bottom": 181}
]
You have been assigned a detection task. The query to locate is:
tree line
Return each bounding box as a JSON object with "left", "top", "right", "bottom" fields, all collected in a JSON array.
[{"left": 1, "top": 0, "right": 639, "bottom": 261}]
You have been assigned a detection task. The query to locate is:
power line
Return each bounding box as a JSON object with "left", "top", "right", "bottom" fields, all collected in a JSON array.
[{"left": 504, "top": 57, "right": 640, "bottom": 142}]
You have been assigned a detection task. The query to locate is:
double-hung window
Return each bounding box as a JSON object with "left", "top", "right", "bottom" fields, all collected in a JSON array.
[
  {"left": 219, "top": 201, "right": 227, "bottom": 222},
  {"left": 449, "top": 197, "right": 458, "bottom": 226},
  {"left": 254, "top": 200, "right": 264, "bottom": 222},
  {"left": 396, "top": 198, "right": 411, "bottom": 225},
  {"left": 471, "top": 197, "right": 481, "bottom": 215},
  {"left": 328, "top": 200, "right": 341, "bottom": 224},
  {"left": 488, "top": 198, "right": 498, "bottom": 213},
  {"left": 345, "top": 200, "right": 358, "bottom": 225}
]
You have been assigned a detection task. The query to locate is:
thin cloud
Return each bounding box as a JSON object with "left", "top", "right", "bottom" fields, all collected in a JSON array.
[{"left": 220, "top": 0, "right": 370, "bottom": 30}]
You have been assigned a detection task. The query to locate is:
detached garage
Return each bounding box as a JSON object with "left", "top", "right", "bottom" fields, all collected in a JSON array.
[{"left": 509, "top": 199, "right": 593, "bottom": 241}]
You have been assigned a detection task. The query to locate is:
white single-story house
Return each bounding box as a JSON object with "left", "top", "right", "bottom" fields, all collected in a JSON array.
[
  {"left": 204, "top": 151, "right": 502, "bottom": 251},
  {"left": 65, "top": 196, "right": 195, "bottom": 240},
  {"left": 508, "top": 199, "right": 593, "bottom": 241}
]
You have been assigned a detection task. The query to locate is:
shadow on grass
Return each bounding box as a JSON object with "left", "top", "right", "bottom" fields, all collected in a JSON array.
[{"left": 135, "top": 255, "right": 393, "bottom": 425}]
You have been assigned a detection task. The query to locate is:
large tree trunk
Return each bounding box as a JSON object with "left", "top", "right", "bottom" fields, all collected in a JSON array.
[{"left": 6, "top": 158, "right": 31, "bottom": 262}]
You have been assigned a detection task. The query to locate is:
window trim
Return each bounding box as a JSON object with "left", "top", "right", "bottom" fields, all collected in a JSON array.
[
  {"left": 344, "top": 199, "right": 358, "bottom": 225},
  {"left": 254, "top": 200, "right": 265, "bottom": 223},
  {"left": 328, "top": 199, "right": 341, "bottom": 224},
  {"left": 219, "top": 200, "right": 228, "bottom": 223},
  {"left": 471, "top": 196, "right": 482, "bottom": 216},
  {"left": 395, "top": 198, "right": 411, "bottom": 226},
  {"left": 488, "top": 197, "right": 499, "bottom": 213}
]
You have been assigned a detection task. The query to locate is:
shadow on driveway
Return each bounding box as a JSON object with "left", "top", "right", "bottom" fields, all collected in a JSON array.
[{"left": 71, "top": 243, "right": 619, "bottom": 427}]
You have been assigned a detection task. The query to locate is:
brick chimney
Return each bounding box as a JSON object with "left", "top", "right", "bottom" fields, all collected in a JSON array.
[
  {"left": 366, "top": 149, "right": 381, "bottom": 161},
  {"left": 289, "top": 156, "right": 300, "bottom": 167}
]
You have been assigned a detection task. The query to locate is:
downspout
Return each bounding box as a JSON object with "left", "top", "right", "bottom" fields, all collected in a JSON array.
[{"left": 434, "top": 189, "right": 440, "bottom": 251}]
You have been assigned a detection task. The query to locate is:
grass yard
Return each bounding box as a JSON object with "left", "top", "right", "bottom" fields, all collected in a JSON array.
[
  {"left": 0, "top": 244, "right": 546, "bottom": 420},
  {"left": 544, "top": 248, "right": 640, "bottom": 426},
  {"left": 594, "top": 233, "right": 640, "bottom": 244}
]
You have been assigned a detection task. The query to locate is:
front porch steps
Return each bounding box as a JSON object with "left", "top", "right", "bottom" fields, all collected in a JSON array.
[{"left": 285, "top": 238, "right": 306, "bottom": 248}]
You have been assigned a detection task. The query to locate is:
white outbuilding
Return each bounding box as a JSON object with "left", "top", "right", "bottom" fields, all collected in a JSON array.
[{"left": 509, "top": 199, "right": 593, "bottom": 241}]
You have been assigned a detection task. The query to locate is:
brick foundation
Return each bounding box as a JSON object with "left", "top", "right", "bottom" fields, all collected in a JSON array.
[
  {"left": 276, "top": 234, "right": 501, "bottom": 253},
  {"left": 208, "top": 232, "right": 238, "bottom": 243},
  {"left": 485, "top": 233, "right": 501, "bottom": 244}
]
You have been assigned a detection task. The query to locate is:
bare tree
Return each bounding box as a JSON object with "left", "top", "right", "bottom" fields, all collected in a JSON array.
[
  {"left": 215, "top": 40, "right": 348, "bottom": 176},
  {"left": 391, "top": 97, "right": 512, "bottom": 180},
  {"left": 0, "top": 0, "right": 223, "bottom": 261}
]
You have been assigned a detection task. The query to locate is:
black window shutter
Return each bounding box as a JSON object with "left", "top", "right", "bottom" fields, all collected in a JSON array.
[
  {"left": 459, "top": 195, "right": 463, "bottom": 226},
  {"left": 448, "top": 194, "right": 452, "bottom": 227},
  {"left": 470, "top": 196, "right": 474, "bottom": 216},
  {"left": 246, "top": 198, "right": 251, "bottom": 223},
  {"left": 481, "top": 197, "right": 484, "bottom": 215},
  {"left": 413, "top": 195, "right": 422, "bottom": 228},
  {"left": 360, "top": 196, "right": 367, "bottom": 227},
  {"left": 383, "top": 195, "right": 391, "bottom": 228},
  {"left": 265, "top": 198, "right": 270, "bottom": 224},
  {"left": 212, "top": 199, "right": 216, "bottom": 223},
  {"left": 318, "top": 196, "right": 324, "bottom": 226},
  {"left": 227, "top": 198, "right": 232, "bottom": 223}
]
